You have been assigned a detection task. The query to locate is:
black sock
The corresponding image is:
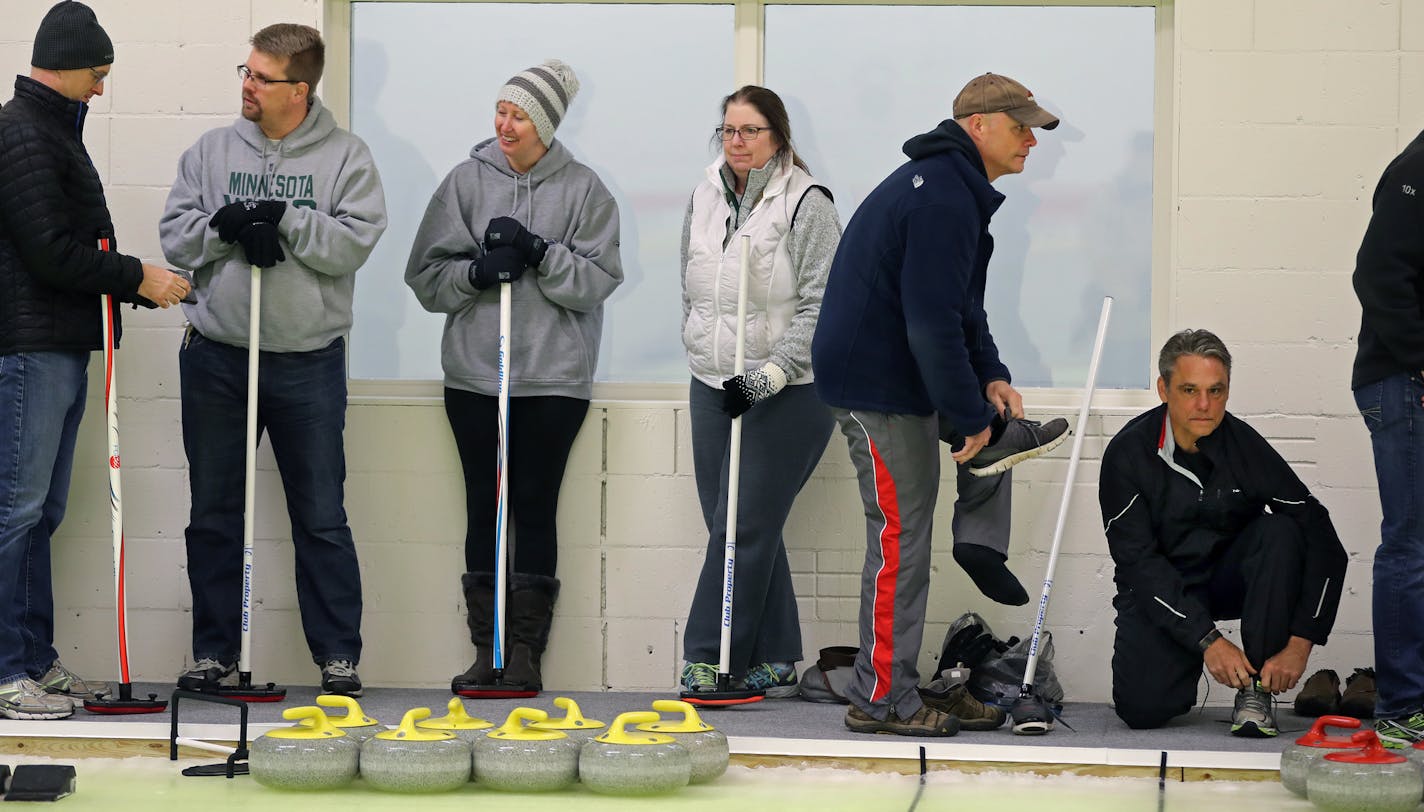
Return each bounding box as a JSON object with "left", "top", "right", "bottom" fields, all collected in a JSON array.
[{"left": 953, "top": 544, "right": 1029, "bottom": 606}]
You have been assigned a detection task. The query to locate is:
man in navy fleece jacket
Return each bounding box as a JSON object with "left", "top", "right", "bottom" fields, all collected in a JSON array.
[{"left": 812, "top": 73, "right": 1061, "bottom": 737}]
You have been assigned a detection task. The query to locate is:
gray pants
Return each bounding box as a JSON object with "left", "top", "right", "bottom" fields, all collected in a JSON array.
[
  {"left": 834, "top": 408, "right": 1011, "bottom": 720},
  {"left": 683, "top": 379, "right": 833, "bottom": 672}
]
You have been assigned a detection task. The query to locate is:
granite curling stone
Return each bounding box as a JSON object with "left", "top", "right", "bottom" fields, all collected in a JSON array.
[
  {"left": 1307, "top": 730, "right": 1423, "bottom": 812},
  {"left": 472, "top": 707, "right": 579, "bottom": 792},
  {"left": 359, "top": 707, "right": 471, "bottom": 793},
  {"left": 1279, "top": 715, "right": 1361, "bottom": 797},
  {"left": 637, "top": 699, "right": 729, "bottom": 783},
  {"left": 581, "top": 711, "right": 691, "bottom": 796},
  {"left": 249, "top": 706, "right": 359, "bottom": 791}
]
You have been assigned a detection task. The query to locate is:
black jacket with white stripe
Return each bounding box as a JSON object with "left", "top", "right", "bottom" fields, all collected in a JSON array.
[{"left": 1098, "top": 404, "right": 1347, "bottom": 653}]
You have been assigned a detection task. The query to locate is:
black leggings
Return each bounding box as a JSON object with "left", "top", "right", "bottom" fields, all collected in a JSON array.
[{"left": 444, "top": 388, "right": 590, "bottom": 577}]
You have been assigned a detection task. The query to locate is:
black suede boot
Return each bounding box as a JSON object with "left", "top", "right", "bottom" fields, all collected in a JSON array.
[
  {"left": 451, "top": 572, "right": 498, "bottom": 693},
  {"left": 501, "top": 572, "right": 560, "bottom": 692}
]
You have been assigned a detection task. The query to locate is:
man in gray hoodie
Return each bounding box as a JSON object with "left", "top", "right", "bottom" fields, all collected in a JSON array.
[{"left": 159, "top": 23, "right": 387, "bottom": 697}]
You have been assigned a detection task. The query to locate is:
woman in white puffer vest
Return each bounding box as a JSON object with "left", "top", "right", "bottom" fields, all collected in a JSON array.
[{"left": 679, "top": 86, "right": 842, "bottom": 698}]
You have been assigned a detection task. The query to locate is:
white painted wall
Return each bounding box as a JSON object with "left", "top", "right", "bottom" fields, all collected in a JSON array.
[{"left": 3, "top": 0, "right": 1414, "bottom": 704}]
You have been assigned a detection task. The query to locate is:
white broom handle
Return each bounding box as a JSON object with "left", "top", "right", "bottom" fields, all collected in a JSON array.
[
  {"left": 1021, "top": 296, "right": 1113, "bottom": 693},
  {"left": 493, "top": 282, "right": 512, "bottom": 670},
  {"left": 240, "top": 265, "right": 261, "bottom": 674},
  {"left": 101, "top": 293, "right": 129, "bottom": 681},
  {"left": 718, "top": 235, "right": 752, "bottom": 673}
]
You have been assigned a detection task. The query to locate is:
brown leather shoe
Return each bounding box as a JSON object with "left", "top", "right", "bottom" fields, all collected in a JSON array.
[
  {"left": 844, "top": 704, "right": 960, "bottom": 737},
  {"left": 920, "top": 682, "right": 1006, "bottom": 730},
  {"left": 1340, "top": 668, "right": 1376, "bottom": 719},
  {"left": 1292, "top": 669, "right": 1341, "bottom": 717}
]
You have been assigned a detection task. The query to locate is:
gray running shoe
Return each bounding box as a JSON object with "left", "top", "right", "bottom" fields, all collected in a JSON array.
[
  {"left": 176, "top": 658, "right": 236, "bottom": 691},
  {"left": 320, "top": 659, "right": 363, "bottom": 697},
  {"left": 1231, "top": 679, "right": 1278, "bottom": 738},
  {"left": 0, "top": 677, "right": 74, "bottom": 720},
  {"left": 968, "top": 417, "right": 1070, "bottom": 477},
  {"left": 37, "top": 660, "right": 113, "bottom": 700}
]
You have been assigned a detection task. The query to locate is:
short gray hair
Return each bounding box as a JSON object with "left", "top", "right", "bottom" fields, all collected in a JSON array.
[
  {"left": 1158, "top": 329, "right": 1232, "bottom": 383},
  {"left": 251, "top": 23, "right": 324, "bottom": 88}
]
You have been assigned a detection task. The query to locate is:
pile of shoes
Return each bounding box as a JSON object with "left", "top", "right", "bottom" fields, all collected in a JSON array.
[{"left": 1294, "top": 667, "right": 1376, "bottom": 718}]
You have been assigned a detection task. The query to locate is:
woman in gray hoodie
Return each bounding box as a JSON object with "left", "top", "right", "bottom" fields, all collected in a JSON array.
[{"left": 405, "top": 59, "right": 622, "bottom": 695}]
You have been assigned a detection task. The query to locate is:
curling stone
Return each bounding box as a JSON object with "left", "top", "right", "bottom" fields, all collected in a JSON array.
[
  {"left": 313, "top": 694, "right": 386, "bottom": 743},
  {"left": 360, "top": 708, "right": 471, "bottom": 793},
  {"left": 636, "top": 699, "right": 729, "bottom": 783},
  {"left": 472, "top": 707, "right": 579, "bottom": 792},
  {"left": 528, "top": 696, "right": 606, "bottom": 744},
  {"left": 581, "top": 711, "right": 691, "bottom": 796},
  {"left": 1307, "top": 730, "right": 1423, "bottom": 812},
  {"left": 1279, "top": 715, "right": 1362, "bottom": 797},
  {"left": 249, "top": 706, "right": 359, "bottom": 791},
  {"left": 416, "top": 697, "right": 494, "bottom": 745}
]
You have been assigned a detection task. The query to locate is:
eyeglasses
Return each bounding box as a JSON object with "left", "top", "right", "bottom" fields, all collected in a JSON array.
[
  {"left": 86, "top": 68, "right": 108, "bottom": 85},
  {"left": 716, "top": 125, "right": 768, "bottom": 141},
  {"left": 236, "top": 65, "right": 303, "bottom": 87}
]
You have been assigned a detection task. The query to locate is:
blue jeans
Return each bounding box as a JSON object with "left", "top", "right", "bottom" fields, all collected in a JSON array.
[
  {"left": 0, "top": 351, "right": 88, "bottom": 683},
  {"left": 180, "top": 330, "right": 362, "bottom": 666},
  {"left": 1355, "top": 372, "right": 1424, "bottom": 719}
]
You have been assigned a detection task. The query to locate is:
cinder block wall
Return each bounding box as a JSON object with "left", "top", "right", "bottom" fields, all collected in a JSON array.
[{"left": 4, "top": 0, "right": 1415, "bottom": 703}]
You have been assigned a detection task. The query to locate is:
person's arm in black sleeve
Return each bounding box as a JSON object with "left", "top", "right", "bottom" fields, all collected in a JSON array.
[
  {"left": 1353, "top": 148, "right": 1424, "bottom": 368},
  {"left": 1100, "top": 439, "right": 1216, "bottom": 650},
  {"left": 0, "top": 124, "right": 143, "bottom": 297}
]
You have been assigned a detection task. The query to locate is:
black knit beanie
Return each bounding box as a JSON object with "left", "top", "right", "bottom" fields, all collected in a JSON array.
[{"left": 32, "top": 1, "right": 114, "bottom": 71}]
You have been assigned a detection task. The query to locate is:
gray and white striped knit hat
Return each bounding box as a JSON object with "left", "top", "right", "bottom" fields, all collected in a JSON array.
[{"left": 497, "top": 59, "right": 580, "bottom": 147}]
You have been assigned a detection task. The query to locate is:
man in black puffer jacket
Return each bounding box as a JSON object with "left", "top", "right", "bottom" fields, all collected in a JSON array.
[{"left": 0, "top": 0, "right": 191, "bottom": 721}]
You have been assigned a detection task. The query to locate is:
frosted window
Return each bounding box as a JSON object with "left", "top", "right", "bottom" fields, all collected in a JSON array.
[
  {"left": 765, "top": 4, "right": 1155, "bottom": 389},
  {"left": 349, "top": 2, "right": 735, "bottom": 381}
]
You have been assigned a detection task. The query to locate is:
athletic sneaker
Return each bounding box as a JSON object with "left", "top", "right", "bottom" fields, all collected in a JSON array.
[
  {"left": 37, "top": 661, "right": 112, "bottom": 700},
  {"left": 967, "top": 417, "right": 1070, "bottom": 478},
  {"left": 176, "top": 658, "right": 236, "bottom": 692},
  {"left": 0, "top": 677, "right": 74, "bottom": 720},
  {"left": 681, "top": 662, "right": 718, "bottom": 693},
  {"left": 844, "top": 704, "right": 960, "bottom": 737},
  {"left": 743, "top": 661, "right": 799, "bottom": 698},
  {"left": 320, "top": 660, "right": 363, "bottom": 697},
  {"left": 919, "top": 681, "right": 1006, "bottom": 731},
  {"left": 1375, "top": 712, "right": 1424, "bottom": 749},
  {"left": 1293, "top": 668, "right": 1341, "bottom": 717},
  {"left": 1230, "top": 679, "right": 1278, "bottom": 738},
  {"left": 1340, "top": 667, "right": 1377, "bottom": 719}
]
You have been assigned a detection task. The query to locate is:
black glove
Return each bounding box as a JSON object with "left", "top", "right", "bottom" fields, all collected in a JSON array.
[
  {"left": 484, "top": 216, "right": 548, "bottom": 267},
  {"left": 236, "top": 221, "right": 285, "bottom": 268},
  {"left": 209, "top": 200, "right": 287, "bottom": 243},
  {"left": 721, "top": 363, "right": 788, "bottom": 418},
  {"left": 469, "top": 246, "right": 526, "bottom": 290}
]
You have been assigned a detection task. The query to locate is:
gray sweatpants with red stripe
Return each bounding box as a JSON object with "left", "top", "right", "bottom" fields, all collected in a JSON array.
[{"left": 833, "top": 408, "right": 1010, "bottom": 721}]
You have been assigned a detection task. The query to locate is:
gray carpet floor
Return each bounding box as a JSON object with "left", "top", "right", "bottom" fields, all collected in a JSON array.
[{"left": 69, "top": 683, "right": 1315, "bottom": 758}]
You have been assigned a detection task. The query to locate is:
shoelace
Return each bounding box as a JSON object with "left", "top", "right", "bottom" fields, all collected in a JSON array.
[
  {"left": 189, "top": 657, "right": 230, "bottom": 674},
  {"left": 745, "top": 663, "right": 790, "bottom": 689},
  {"left": 324, "top": 660, "right": 357, "bottom": 678},
  {"left": 0, "top": 678, "right": 49, "bottom": 700},
  {"left": 683, "top": 663, "right": 718, "bottom": 689}
]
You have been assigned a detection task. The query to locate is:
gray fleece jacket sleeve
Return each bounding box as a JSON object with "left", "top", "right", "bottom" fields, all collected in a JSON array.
[
  {"left": 768, "top": 188, "right": 840, "bottom": 381},
  {"left": 405, "top": 181, "right": 481, "bottom": 314},
  {"left": 534, "top": 188, "right": 623, "bottom": 312},
  {"left": 278, "top": 141, "right": 386, "bottom": 277},
  {"left": 160, "top": 143, "right": 238, "bottom": 271}
]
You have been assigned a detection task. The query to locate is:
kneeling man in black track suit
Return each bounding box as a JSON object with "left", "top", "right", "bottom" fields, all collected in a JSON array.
[{"left": 1098, "top": 329, "right": 1347, "bottom": 737}]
